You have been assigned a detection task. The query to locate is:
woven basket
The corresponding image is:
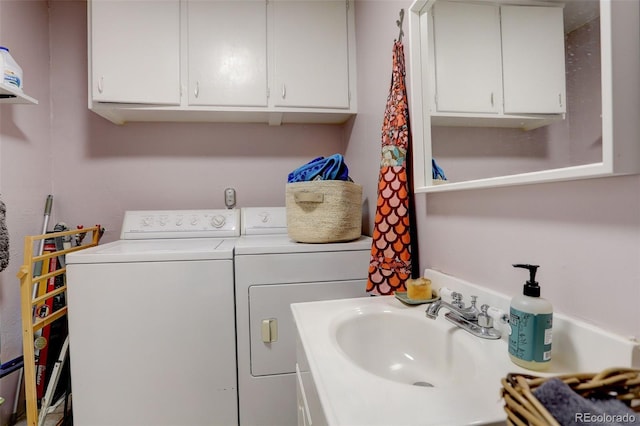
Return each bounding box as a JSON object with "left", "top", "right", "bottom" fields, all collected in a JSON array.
[
  {"left": 501, "top": 367, "right": 640, "bottom": 426},
  {"left": 285, "top": 180, "right": 362, "bottom": 243}
]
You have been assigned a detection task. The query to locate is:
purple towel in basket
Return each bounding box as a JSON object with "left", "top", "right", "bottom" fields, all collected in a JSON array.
[{"left": 533, "top": 378, "right": 639, "bottom": 426}]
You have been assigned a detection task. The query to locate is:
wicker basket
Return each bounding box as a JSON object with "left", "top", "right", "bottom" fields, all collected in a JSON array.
[
  {"left": 285, "top": 180, "right": 362, "bottom": 243},
  {"left": 501, "top": 367, "right": 640, "bottom": 426}
]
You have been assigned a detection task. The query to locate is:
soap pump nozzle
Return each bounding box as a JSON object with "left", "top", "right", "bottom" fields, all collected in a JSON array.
[{"left": 513, "top": 263, "right": 540, "bottom": 297}]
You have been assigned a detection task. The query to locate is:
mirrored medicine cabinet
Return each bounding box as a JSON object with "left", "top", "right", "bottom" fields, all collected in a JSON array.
[{"left": 408, "top": 0, "right": 640, "bottom": 192}]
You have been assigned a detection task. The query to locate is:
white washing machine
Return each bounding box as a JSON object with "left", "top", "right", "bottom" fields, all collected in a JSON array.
[
  {"left": 235, "top": 207, "right": 372, "bottom": 426},
  {"left": 66, "top": 209, "right": 240, "bottom": 426}
]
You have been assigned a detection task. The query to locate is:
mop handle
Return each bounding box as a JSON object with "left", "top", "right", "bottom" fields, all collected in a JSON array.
[
  {"left": 37, "top": 195, "right": 53, "bottom": 253},
  {"left": 32, "top": 195, "right": 53, "bottom": 291}
]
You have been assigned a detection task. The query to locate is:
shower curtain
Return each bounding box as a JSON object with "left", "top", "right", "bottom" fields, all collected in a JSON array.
[{"left": 367, "top": 39, "right": 418, "bottom": 296}]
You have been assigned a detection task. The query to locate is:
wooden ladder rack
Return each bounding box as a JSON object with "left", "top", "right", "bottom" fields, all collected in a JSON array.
[{"left": 17, "top": 225, "right": 102, "bottom": 426}]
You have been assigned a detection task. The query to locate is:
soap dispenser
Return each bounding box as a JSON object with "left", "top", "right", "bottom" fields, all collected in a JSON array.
[{"left": 508, "top": 264, "right": 553, "bottom": 371}]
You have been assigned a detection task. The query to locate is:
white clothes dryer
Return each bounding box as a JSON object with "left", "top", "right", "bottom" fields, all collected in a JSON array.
[
  {"left": 235, "top": 207, "right": 372, "bottom": 426},
  {"left": 66, "top": 209, "right": 240, "bottom": 426}
]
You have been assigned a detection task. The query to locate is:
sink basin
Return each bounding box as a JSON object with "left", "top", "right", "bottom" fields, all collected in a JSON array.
[
  {"left": 295, "top": 296, "right": 510, "bottom": 426},
  {"left": 333, "top": 309, "right": 477, "bottom": 387},
  {"left": 291, "top": 269, "right": 640, "bottom": 426}
]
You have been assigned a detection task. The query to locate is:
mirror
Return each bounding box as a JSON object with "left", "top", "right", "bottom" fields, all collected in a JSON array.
[{"left": 408, "top": 0, "right": 640, "bottom": 192}]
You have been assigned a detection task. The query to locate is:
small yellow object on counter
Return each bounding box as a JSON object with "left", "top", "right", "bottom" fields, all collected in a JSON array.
[{"left": 406, "top": 277, "right": 432, "bottom": 300}]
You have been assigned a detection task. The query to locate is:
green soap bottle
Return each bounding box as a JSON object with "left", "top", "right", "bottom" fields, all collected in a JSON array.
[{"left": 508, "top": 264, "right": 553, "bottom": 371}]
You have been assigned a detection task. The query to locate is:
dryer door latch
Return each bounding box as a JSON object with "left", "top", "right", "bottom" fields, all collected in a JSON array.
[{"left": 261, "top": 318, "right": 278, "bottom": 343}]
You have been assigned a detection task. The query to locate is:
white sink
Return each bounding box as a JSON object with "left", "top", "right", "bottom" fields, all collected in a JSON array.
[
  {"left": 295, "top": 296, "right": 512, "bottom": 426},
  {"left": 292, "top": 269, "right": 640, "bottom": 426},
  {"left": 333, "top": 307, "right": 478, "bottom": 387}
]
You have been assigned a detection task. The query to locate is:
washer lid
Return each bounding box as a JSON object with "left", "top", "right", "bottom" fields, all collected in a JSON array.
[
  {"left": 66, "top": 238, "right": 235, "bottom": 264},
  {"left": 234, "top": 234, "right": 372, "bottom": 255}
]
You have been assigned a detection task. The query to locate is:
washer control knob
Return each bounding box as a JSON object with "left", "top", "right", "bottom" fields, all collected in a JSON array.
[{"left": 211, "top": 215, "right": 226, "bottom": 228}]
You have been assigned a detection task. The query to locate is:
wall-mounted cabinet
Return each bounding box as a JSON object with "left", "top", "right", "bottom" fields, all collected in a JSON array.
[
  {"left": 427, "top": 0, "right": 565, "bottom": 129},
  {"left": 88, "top": 0, "right": 356, "bottom": 125},
  {"left": 270, "top": 0, "right": 350, "bottom": 109},
  {"left": 187, "top": 1, "right": 267, "bottom": 107},
  {"left": 500, "top": 6, "right": 565, "bottom": 115},
  {"left": 90, "top": 0, "right": 180, "bottom": 105},
  {"left": 408, "top": 0, "right": 640, "bottom": 192}
]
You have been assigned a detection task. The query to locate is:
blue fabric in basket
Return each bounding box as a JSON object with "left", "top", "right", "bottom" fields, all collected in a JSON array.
[{"left": 287, "top": 154, "right": 349, "bottom": 183}]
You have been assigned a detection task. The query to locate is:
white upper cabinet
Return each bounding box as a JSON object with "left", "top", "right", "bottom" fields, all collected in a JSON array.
[
  {"left": 88, "top": 0, "right": 356, "bottom": 124},
  {"left": 501, "top": 6, "right": 566, "bottom": 114},
  {"left": 270, "top": 0, "right": 350, "bottom": 109},
  {"left": 90, "top": 0, "right": 180, "bottom": 105},
  {"left": 432, "top": 1, "right": 502, "bottom": 114},
  {"left": 187, "top": 0, "right": 267, "bottom": 107},
  {"left": 428, "top": 0, "right": 566, "bottom": 124},
  {"left": 408, "top": 0, "right": 640, "bottom": 193}
]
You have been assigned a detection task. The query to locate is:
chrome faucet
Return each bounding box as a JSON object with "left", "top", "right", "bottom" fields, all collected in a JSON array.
[
  {"left": 425, "top": 292, "right": 501, "bottom": 340},
  {"left": 425, "top": 292, "right": 479, "bottom": 321}
]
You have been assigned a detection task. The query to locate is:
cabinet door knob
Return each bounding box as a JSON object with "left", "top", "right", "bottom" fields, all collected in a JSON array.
[
  {"left": 194, "top": 81, "right": 200, "bottom": 98},
  {"left": 98, "top": 76, "right": 104, "bottom": 94},
  {"left": 558, "top": 93, "right": 562, "bottom": 107}
]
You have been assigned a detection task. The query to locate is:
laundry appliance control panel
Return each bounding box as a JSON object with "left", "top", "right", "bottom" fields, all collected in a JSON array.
[
  {"left": 120, "top": 209, "right": 240, "bottom": 239},
  {"left": 241, "top": 207, "right": 287, "bottom": 235}
]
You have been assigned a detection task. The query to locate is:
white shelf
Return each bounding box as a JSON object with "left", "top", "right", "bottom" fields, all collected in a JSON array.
[
  {"left": 90, "top": 103, "right": 354, "bottom": 126},
  {"left": 0, "top": 83, "right": 38, "bottom": 105},
  {"left": 431, "top": 112, "right": 564, "bottom": 131}
]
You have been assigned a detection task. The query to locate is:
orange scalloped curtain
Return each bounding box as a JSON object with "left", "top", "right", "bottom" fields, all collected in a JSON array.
[{"left": 367, "top": 40, "right": 415, "bottom": 296}]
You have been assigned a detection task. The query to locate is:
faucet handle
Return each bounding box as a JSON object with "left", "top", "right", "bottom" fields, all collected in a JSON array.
[
  {"left": 451, "top": 292, "right": 464, "bottom": 308},
  {"left": 470, "top": 295, "right": 478, "bottom": 308},
  {"left": 478, "top": 304, "right": 493, "bottom": 328}
]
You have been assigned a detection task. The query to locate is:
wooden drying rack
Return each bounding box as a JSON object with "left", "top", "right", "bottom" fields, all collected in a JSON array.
[{"left": 17, "top": 226, "right": 102, "bottom": 426}]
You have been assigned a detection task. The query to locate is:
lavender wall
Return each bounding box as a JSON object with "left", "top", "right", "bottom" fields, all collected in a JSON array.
[
  {"left": 343, "top": 0, "right": 408, "bottom": 232},
  {"left": 0, "top": 1, "right": 346, "bottom": 421},
  {"left": 0, "top": 0, "right": 638, "bottom": 423},
  {"left": 49, "top": 1, "right": 347, "bottom": 244},
  {"left": 419, "top": 179, "right": 640, "bottom": 338},
  {"left": 347, "top": 0, "right": 640, "bottom": 342},
  {"left": 0, "top": 0, "right": 52, "bottom": 421}
]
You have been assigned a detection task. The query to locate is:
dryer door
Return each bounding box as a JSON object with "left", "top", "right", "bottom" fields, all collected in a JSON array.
[{"left": 248, "top": 280, "right": 366, "bottom": 376}]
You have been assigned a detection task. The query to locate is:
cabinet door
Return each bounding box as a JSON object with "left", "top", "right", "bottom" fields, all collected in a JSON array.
[
  {"left": 188, "top": 0, "right": 268, "bottom": 106},
  {"left": 432, "top": 1, "right": 501, "bottom": 114},
  {"left": 90, "top": 0, "right": 180, "bottom": 104},
  {"left": 248, "top": 280, "right": 366, "bottom": 377},
  {"left": 501, "top": 6, "right": 566, "bottom": 114},
  {"left": 271, "top": 0, "right": 350, "bottom": 109}
]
